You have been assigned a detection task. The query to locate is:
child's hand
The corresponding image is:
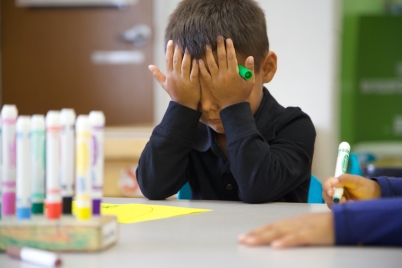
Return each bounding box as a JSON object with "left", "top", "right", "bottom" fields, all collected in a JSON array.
[
  {"left": 322, "top": 174, "right": 382, "bottom": 209},
  {"left": 238, "top": 212, "right": 335, "bottom": 249},
  {"left": 198, "top": 36, "right": 255, "bottom": 109},
  {"left": 148, "top": 40, "right": 200, "bottom": 110}
]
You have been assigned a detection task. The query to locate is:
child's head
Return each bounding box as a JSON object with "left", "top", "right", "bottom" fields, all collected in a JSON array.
[{"left": 165, "top": 0, "right": 269, "bottom": 71}]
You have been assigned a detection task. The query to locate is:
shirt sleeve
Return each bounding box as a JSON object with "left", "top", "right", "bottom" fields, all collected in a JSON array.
[
  {"left": 371, "top": 177, "right": 402, "bottom": 197},
  {"left": 136, "top": 101, "right": 201, "bottom": 199},
  {"left": 333, "top": 197, "right": 402, "bottom": 246},
  {"left": 220, "top": 102, "right": 315, "bottom": 203}
]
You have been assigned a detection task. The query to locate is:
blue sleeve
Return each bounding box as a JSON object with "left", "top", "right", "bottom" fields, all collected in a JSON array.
[
  {"left": 371, "top": 177, "right": 402, "bottom": 197},
  {"left": 333, "top": 197, "right": 402, "bottom": 246}
]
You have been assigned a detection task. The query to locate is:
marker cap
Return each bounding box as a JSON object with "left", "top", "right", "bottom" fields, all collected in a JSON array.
[
  {"left": 17, "top": 207, "right": 31, "bottom": 220},
  {"left": 60, "top": 108, "right": 76, "bottom": 126},
  {"left": 2, "top": 192, "right": 16, "bottom": 215},
  {"left": 62, "top": 196, "right": 73, "bottom": 214},
  {"left": 1, "top": 104, "right": 18, "bottom": 120},
  {"left": 238, "top": 65, "right": 253, "bottom": 80},
  {"left": 92, "top": 199, "right": 101, "bottom": 215},
  {"left": 89, "top": 111, "right": 105, "bottom": 127},
  {"left": 31, "top": 203, "right": 44, "bottom": 214},
  {"left": 76, "top": 207, "right": 91, "bottom": 220},
  {"left": 45, "top": 202, "right": 62, "bottom": 219}
]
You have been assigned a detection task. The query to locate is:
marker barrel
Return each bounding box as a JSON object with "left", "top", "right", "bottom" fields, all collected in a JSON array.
[
  {"left": 89, "top": 111, "right": 105, "bottom": 215},
  {"left": 30, "top": 115, "right": 46, "bottom": 214},
  {"left": 45, "top": 111, "right": 62, "bottom": 219},
  {"left": 16, "top": 116, "right": 31, "bottom": 220},
  {"left": 7, "top": 246, "right": 62, "bottom": 267},
  {"left": 1, "top": 105, "right": 18, "bottom": 216},
  {"left": 333, "top": 141, "right": 351, "bottom": 204},
  {"left": 0, "top": 110, "right": 2, "bottom": 219},
  {"left": 75, "top": 115, "right": 92, "bottom": 220},
  {"left": 60, "top": 109, "right": 76, "bottom": 214}
]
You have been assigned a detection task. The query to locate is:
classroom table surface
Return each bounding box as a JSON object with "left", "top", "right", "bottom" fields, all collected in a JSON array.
[{"left": 1, "top": 198, "right": 401, "bottom": 268}]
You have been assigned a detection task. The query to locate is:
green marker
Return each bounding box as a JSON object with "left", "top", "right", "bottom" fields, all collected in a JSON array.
[{"left": 238, "top": 65, "right": 253, "bottom": 80}]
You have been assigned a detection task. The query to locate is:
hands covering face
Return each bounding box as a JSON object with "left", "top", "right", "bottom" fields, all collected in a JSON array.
[{"left": 148, "top": 37, "right": 255, "bottom": 110}]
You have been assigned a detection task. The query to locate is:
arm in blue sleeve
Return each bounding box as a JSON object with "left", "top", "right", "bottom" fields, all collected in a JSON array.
[
  {"left": 334, "top": 197, "right": 402, "bottom": 246},
  {"left": 371, "top": 177, "right": 402, "bottom": 197}
]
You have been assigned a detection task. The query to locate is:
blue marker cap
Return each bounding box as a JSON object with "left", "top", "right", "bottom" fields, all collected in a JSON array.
[{"left": 17, "top": 207, "right": 31, "bottom": 220}]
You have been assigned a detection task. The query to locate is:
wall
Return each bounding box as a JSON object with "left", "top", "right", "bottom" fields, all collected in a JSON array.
[{"left": 152, "top": 0, "right": 340, "bottom": 182}]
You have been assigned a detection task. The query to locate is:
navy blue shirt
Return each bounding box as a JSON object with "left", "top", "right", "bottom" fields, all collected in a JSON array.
[
  {"left": 334, "top": 176, "right": 402, "bottom": 246},
  {"left": 137, "top": 87, "right": 316, "bottom": 203}
]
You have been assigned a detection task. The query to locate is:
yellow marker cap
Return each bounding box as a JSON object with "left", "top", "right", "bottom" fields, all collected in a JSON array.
[{"left": 76, "top": 207, "right": 91, "bottom": 220}]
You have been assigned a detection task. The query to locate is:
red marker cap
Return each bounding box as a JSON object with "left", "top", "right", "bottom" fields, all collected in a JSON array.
[{"left": 46, "top": 202, "right": 62, "bottom": 219}]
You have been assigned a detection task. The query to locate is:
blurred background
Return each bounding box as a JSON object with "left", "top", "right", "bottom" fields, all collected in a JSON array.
[{"left": 1, "top": 0, "right": 402, "bottom": 196}]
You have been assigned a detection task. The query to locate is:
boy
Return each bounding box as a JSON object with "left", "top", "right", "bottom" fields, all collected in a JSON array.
[
  {"left": 239, "top": 174, "right": 402, "bottom": 247},
  {"left": 136, "top": 0, "right": 316, "bottom": 203}
]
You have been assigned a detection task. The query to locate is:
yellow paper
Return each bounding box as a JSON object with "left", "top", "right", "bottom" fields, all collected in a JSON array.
[{"left": 101, "top": 203, "right": 211, "bottom": 224}]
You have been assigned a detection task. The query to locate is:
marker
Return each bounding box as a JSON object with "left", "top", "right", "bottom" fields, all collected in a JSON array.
[
  {"left": 238, "top": 65, "right": 253, "bottom": 80},
  {"left": 1, "top": 105, "right": 18, "bottom": 217},
  {"left": 16, "top": 116, "right": 31, "bottom": 220},
  {"left": 60, "top": 109, "right": 76, "bottom": 214},
  {"left": 89, "top": 111, "right": 105, "bottom": 215},
  {"left": 31, "top": 115, "right": 46, "bottom": 214},
  {"left": 333, "top": 141, "right": 351, "bottom": 204},
  {"left": 45, "top": 111, "right": 62, "bottom": 220},
  {"left": 6, "top": 246, "right": 62, "bottom": 267},
  {"left": 75, "top": 115, "right": 92, "bottom": 220},
  {"left": 0, "top": 110, "right": 2, "bottom": 219}
]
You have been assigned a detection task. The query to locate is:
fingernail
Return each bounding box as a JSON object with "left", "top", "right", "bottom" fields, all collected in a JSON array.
[
  {"left": 271, "top": 241, "right": 281, "bottom": 248},
  {"left": 249, "top": 56, "right": 254, "bottom": 64},
  {"left": 238, "top": 234, "right": 246, "bottom": 240},
  {"left": 217, "top": 36, "right": 224, "bottom": 42},
  {"left": 168, "top": 40, "right": 173, "bottom": 46}
]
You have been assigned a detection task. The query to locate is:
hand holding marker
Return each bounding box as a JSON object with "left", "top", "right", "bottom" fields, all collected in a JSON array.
[{"left": 333, "top": 142, "right": 351, "bottom": 204}]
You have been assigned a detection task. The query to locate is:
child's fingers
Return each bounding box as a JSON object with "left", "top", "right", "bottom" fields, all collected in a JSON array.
[
  {"left": 216, "top": 36, "right": 227, "bottom": 70},
  {"left": 238, "top": 224, "right": 278, "bottom": 246},
  {"left": 165, "top": 40, "right": 174, "bottom": 72},
  {"left": 270, "top": 233, "right": 306, "bottom": 249},
  {"left": 335, "top": 174, "right": 363, "bottom": 190},
  {"left": 181, "top": 49, "right": 192, "bottom": 77},
  {"left": 148, "top": 65, "right": 166, "bottom": 87},
  {"left": 173, "top": 45, "right": 183, "bottom": 72},
  {"left": 198, "top": 59, "right": 212, "bottom": 83},
  {"left": 205, "top": 45, "right": 218, "bottom": 76},
  {"left": 190, "top": 59, "right": 199, "bottom": 84},
  {"left": 226, "top": 38, "right": 239, "bottom": 73}
]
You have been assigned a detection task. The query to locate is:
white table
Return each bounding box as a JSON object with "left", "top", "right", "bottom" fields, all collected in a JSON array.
[{"left": 1, "top": 198, "right": 401, "bottom": 268}]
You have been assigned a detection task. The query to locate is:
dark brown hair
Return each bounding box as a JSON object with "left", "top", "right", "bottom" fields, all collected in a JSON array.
[{"left": 165, "top": 0, "right": 269, "bottom": 69}]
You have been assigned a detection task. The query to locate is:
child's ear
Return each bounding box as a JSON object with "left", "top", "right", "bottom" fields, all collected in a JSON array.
[{"left": 261, "top": 51, "right": 277, "bottom": 83}]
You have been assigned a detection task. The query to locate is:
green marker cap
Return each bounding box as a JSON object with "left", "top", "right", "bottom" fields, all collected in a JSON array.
[
  {"left": 238, "top": 65, "right": 253, "bottom": 80},
  {"left": 32, "top": 203, "right": 44, "bottom": 214}
]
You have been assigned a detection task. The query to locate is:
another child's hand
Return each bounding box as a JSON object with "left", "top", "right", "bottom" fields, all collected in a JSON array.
[
  {"left": 148, "top": 40, "right": 200, "bottom": 110},
  {"left": 198, "top": 36, "right": 255, "bottom": 109},
  {"left": 322, "top": 174, "right": 382, "bottom": 209},
  {"left": 238, "top": 212, "right": 335, "bottom": 249}
]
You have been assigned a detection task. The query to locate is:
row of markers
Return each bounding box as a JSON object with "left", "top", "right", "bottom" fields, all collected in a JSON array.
[{"left": 0, "top": 104, "right": 105, "bottom": 220}]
